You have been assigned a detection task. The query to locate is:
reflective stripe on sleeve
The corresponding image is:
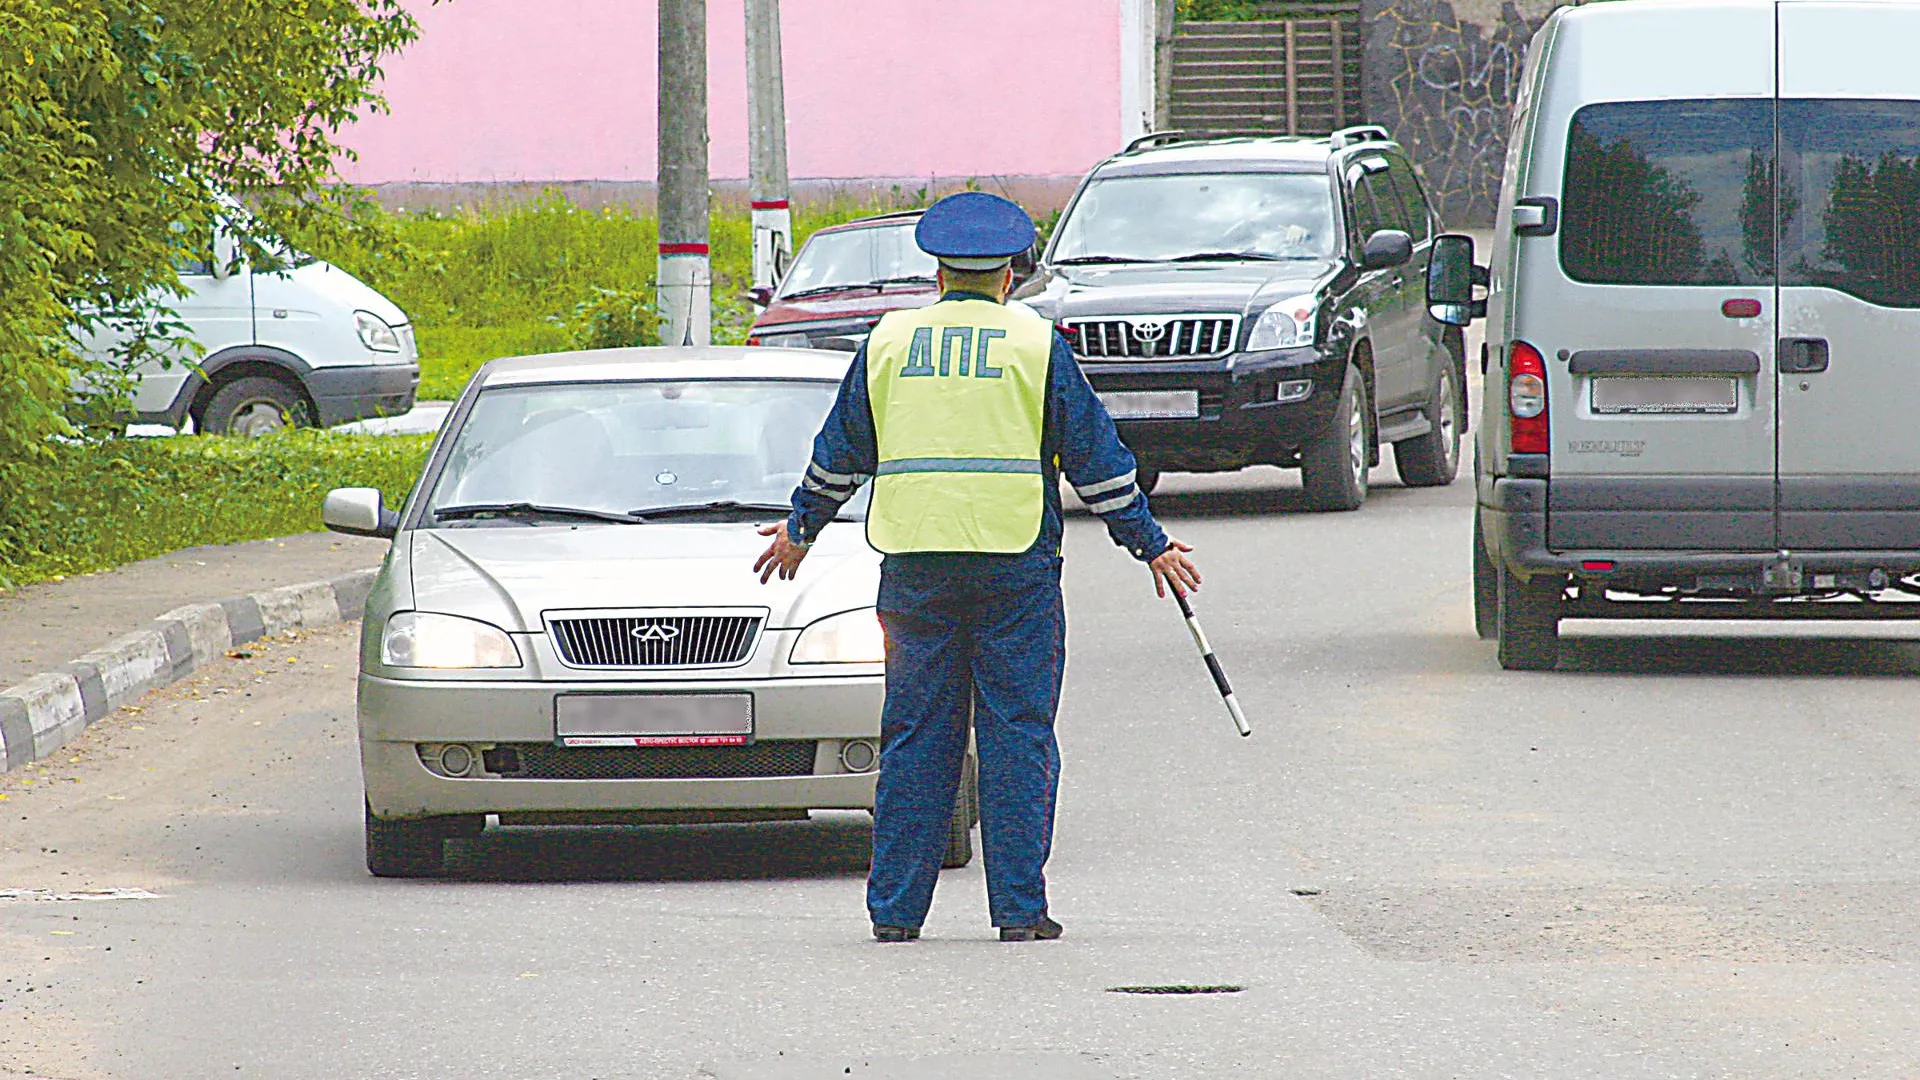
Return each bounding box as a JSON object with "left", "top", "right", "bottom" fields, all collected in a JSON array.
[
  {"left": 1084, "top": 488, "right": 1139, "bottom": 514},
  {"left": 807, "top": 462, "right": 860, "bottom": 485},
  {"left": 1073, "top": 469, "right": 1136, "bottom": 500},
  {"left": 874, "top": 457, "right": 1044, "bottom": 476}
]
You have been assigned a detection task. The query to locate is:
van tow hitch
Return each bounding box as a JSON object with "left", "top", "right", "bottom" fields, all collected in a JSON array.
[{"left": 1762, "top": 555, "right": 1803, "bottom": 595}]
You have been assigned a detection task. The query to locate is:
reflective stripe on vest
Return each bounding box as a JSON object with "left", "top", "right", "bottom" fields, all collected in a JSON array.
[{"left": 865, "top": 298, "right": 1053, "bottom": 554}]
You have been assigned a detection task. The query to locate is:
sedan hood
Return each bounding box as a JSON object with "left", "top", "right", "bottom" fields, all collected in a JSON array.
[
  {"left": 407, "top": 522, "right": 879, "bottom": 632},
  {"left": 1017, "top": 259, "right": 1338, "bottom": 321}
]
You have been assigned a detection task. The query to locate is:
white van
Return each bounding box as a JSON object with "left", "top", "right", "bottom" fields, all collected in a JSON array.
[
  {"left": 1427, "top": 0, "right": 1920, "bottom": 669},
  {"left": 84, "top": 215, "right": 420, "bottom": 436}
]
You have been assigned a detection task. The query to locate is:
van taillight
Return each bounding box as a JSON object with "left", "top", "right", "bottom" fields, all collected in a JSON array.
[{"left": 1508, "top": 340, "right": 1549, "bottom": 455}]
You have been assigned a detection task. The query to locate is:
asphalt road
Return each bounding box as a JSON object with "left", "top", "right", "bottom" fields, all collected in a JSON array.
[{"left": 5, "top": 464, "right": 1920, "bottom": 1079}]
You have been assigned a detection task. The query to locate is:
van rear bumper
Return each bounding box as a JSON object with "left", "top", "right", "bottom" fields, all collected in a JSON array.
[{"left": 1482, "top": 477, "right": 1920, "bottom": 581}]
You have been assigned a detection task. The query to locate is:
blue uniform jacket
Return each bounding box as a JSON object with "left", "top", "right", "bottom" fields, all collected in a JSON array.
[{"left": 787, "top": 291, "right": 1170, "bottom": 563}]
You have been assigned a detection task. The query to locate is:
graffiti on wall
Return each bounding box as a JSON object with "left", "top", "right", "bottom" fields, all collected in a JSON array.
[{"left": 1362, "top": 0, "right": 1563, "bottom": 224}]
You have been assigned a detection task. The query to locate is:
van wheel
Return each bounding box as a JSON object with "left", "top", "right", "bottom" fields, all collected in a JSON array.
[
  {"left": 202, "top": 375, "right": 310, "bottom": 437},
  {"left": 1496, "top": 567, "right": 1563, "bottom": 671},
  {"left": 942, "top": 752, "right": 978, "bottom": 870},
  {"left": 365, "top": 801, "right": 478, "bottom": 878},
  {"left": 1472, "top": 506, "right": 1498, "bottom": 640},
  {"left": 1394, "top": 363, "right": 1461, "bottom": 487},
  {"left": 1301, "top": 364, "right": 1370, "bottom": 511}
]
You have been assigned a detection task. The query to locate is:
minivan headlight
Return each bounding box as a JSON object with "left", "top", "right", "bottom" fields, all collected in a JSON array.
[
  {"left": 354, "top": 310, "right": 403, "bottom": 353},
  {"left": 790, "top": 608, "right": 887, "bottom": 664},
  {"left": 381, "top": 612, "right": 520, "bottom": 669},
  {"left": 1245, "top": 295, "right": 1318, "bottom": 351}
]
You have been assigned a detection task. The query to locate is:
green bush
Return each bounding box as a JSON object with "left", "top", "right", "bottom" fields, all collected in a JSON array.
[
  {"left": 563, "top": 287, "right": 663, "bottom": 351},
  {"left": 0, "top": 432, "right": 431, "bottom": 591}
]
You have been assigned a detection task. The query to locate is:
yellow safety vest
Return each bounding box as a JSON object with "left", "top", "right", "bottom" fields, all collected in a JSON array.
[{"left": 865, "top": 297, "right": 1053, "bottom": 554}]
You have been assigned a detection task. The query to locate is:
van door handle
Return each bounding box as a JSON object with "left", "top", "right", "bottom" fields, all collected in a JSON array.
[{"left": 1778, "top": 338, "right": 1830, "bottom": 374}]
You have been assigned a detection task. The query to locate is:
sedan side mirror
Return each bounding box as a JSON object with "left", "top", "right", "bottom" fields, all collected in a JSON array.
[
  {"left": 1425, "top": 232, "right": 1490, "bottom": 326},
  {"left": 742, "top": 285, "right": 775, "bottom": 308},
  {"left": 1360, "top": 229, "right": 1413, "bottom": 271},
  {"left": 323, "top": 486, "right": 400, "bottom": 540}
]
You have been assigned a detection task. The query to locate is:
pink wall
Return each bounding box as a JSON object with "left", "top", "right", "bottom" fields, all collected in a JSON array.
[{"left": 338, "top": 0, "right": 1125, "bottom": 185}]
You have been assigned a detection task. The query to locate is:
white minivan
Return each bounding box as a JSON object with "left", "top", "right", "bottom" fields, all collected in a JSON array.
[
  {"left": 1428, "top": 0, "right": 1920, "bottom": 669},
  {"left": 83, "top": 214, "right": 421, "bottom": 436}
]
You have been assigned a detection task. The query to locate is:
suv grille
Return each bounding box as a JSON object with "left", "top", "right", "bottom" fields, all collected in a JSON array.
[
  {"left": 1065, "top": 316, "right": 1239, "bottom": 360},
  {"left": 548, "top": 613, "right": 763, "bottom": 668},
  {"left": 498, "top": 741, "right": 818, "bottom": 780}
]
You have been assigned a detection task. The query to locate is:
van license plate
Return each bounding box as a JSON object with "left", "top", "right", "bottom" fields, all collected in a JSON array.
[
  {"left": 1591, "top": 377, "right": 1737, "bottom": 415},
  {"left": 1099, "top": 390, "right": 1200, "bottom": 419},
  {"left": 555, "top": 693, "right": 753, "bottom": 747}
]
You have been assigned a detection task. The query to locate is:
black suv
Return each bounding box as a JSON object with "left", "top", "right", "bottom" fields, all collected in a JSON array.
[{"left": 1014, "top": 126, "right": 1465, "bottom": 509}]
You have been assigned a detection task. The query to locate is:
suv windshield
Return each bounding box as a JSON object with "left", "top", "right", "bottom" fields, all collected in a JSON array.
[
  {"left": 776, "top": 222, "right": 938, "bottom": 298},
  {"left": 1051, "top": 172, "right": 1337, "bottom": 263},
  {"left": 423, "top": 380, "right": 867, "bottom": 526}
]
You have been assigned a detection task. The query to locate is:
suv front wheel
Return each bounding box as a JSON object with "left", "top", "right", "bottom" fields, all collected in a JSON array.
[
  {"left": 1302, "top": 364, "right": 1370, "bottom": 511},
  {"left": 1393, "top": 362, "right": 1461, "bottom": 487}
]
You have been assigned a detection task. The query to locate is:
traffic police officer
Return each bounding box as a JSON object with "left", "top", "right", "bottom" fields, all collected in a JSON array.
[{"left": 754, "top": 191, "right": 1202, "bottom": 942}]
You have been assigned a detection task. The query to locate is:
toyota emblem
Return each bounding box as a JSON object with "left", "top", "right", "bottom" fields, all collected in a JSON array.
[{"left": 630, "top": 623, "right": 681, "bottom": 643}]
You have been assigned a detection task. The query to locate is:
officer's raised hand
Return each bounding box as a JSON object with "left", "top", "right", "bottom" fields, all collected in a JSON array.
[
  {"left": 1150, "top": 538, "right": 1202, "bottom": 598},
  {"left": 753, "top": 521, "right": 810, "bottom": 583}
]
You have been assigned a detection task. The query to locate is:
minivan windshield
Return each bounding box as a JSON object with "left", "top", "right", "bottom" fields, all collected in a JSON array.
[
  {"left": 423, "top": 379, "right": 865, "bottom": 526},
  {"left": 1050, "top": 172, "right": 1337, "bottom": 263},
  {"left": 776, "top": 222, "right": 938, "bottom": 298}
]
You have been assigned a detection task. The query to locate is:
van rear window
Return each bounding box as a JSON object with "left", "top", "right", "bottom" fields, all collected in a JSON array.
[
  {"left": 1778, "top": 100, "right": 1920, "bottom": 309},
  {"left": 1560, "top": 99, "right": 1773, "bottom": 287}
]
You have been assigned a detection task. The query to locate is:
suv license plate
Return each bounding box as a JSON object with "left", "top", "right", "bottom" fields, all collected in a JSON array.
[
  {"left": 1099, "top": 390, "right": 1200, "bottom": 420},
  {"left": 1591, "top": 377, "right": 1738, "bottom": 415},
  {"left": 555, "top": 693, "right": 753, "bottom": 747}
]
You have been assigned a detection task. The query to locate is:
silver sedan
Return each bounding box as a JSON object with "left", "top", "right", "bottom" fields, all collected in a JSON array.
[{"left": 322, "top": 346, "right": 978, "bottom": 877}]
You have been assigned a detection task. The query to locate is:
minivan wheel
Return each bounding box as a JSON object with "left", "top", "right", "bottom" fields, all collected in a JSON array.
[
  {"left": 1302, "top": 364, "right": 1370, "bottom": 511},
  {"left": 365, "top": 801, "right": 478, "bottom": 878},
  {"left": 1472, "top": 506, "right": 1498, "bottom": 640},
  {"left": 201, "top": 375, "right": 310, "bottom": 437},
  {"left": 1496, "top": 566, "right": 1563, "bottom": 671},
  {"left": 1393, "top": 363, "right": 1462, "bottom": 487},
  {"left": 942, "top": 753, "right": 978, "bottom": 870}
]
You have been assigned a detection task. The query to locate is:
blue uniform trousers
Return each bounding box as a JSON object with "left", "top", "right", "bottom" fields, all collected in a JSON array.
[{"left": 867, "top": 552, "right": 1066, "bottom": 929}]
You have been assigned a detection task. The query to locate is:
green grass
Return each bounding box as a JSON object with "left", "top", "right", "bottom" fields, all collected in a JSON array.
[
  {"left": 317, "top": 192, "right": 922, "bottom": 401},
  {"left": 0, "top": 432, "right": 432, "bottom": 591}
]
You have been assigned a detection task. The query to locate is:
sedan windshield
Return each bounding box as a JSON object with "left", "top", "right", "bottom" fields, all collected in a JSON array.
[
  {"left": 776, "top": 222, "right": 938, "bottom": 298},
  {"left": 423, "top": 380, "right": 865, "bottom": 526},
  {"left": 1050, "top": 172, "right": 1337, "bottom": 263}
]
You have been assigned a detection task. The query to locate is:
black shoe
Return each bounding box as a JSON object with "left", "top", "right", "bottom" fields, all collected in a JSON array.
[
  {"left": 872, "top": 923, "right": 921, "bottom": 943},
  {"left": 998, "top": 916, "right": 1064, "bottom": 942}
]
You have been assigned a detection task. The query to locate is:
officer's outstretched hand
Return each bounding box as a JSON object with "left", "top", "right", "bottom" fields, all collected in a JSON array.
[
  {"left": 1151, "top": 538, "right": 1202, "bottom": 599},
  {"left": 754, "top": 521, "right": 811, "bottom": 584}
]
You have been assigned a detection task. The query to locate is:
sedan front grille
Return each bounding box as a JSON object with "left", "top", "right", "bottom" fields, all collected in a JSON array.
[
  {"left": 497, "top": 741, "right": 818, "bottom": 780},
  {"left": 548, "top": 613, "right": 764, "bottom": 668},
  {"left": 1064, "top": 315, "right": 1239, "bottom": 360}
]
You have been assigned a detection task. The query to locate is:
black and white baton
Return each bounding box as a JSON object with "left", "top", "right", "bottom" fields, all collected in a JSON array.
[{"left": 1173, "top": 591, "right": 1251, "bottom": 738}]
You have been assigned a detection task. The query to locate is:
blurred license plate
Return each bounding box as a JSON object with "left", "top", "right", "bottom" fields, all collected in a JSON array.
[
  {"left": 1099, "top": 390, "right": 1200, "bottom": 419},
  {"left": 555, "top": 693, "right": 753, "bottom": 747},
  {"left": 1591, "top": 377, "right": 1738, "bottom": 415}
]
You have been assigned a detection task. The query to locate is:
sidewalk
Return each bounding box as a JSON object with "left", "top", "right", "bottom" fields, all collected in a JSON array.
[{"left": 0, "top": 532, "right": 391, "bottom": 690}]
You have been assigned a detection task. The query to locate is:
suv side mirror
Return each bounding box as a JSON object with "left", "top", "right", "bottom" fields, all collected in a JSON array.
[
  {"left": 1360, "top": 229, "right": 1413, "bottom": 271},
  {"left": 210, "top": 227, "right": 239, "bottom": 281},
  {"left": 742, "top": 285, "right": 775, "bottom": 308},
  {"left": 1425, "top": 233, "right": 1489, "bottom": 326},
  {"left": 323, "top": 486, "right": 399, "bottom": 540},
  {"left": 1010, "top": 244, "right": 1038, "bottom": 284}
]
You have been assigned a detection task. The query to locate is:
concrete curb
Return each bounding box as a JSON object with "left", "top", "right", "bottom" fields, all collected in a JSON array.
[{"left": 0, "top": 568, "right": 378, "bottom": 774}]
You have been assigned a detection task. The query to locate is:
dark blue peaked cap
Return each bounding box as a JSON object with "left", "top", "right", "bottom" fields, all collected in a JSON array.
[{"left": 915, "top": 191, "right": 1037, "bottom": 268}]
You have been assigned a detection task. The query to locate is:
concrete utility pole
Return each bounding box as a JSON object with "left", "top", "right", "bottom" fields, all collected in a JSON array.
[
  {"left": 658, "top": 0, "right": 711, "bottom": 345},
  {"left": 1154, "top": 0, "right": 1177, "bottom": 130},
  {"left": 745, "top": 0, "right": 792, "bottom": 291}
]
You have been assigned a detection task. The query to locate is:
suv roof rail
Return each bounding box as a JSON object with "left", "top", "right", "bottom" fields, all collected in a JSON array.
[
  {"left": 1122, "top": 130, "right": 1190, "bottom": 154},
  {"left": 1329, "top": 124, "right": 1393, "bottom": 149}
]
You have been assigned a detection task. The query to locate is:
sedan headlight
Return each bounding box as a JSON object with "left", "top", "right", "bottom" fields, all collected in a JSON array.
[
  {"left": 354, "top": 310, "right": 403, "bottom": 353},
  {"left": 381, "top": 611, "right": 521, "bottom": 669},
  {"left": 1245, "top": 295, "right": 1319, "bottom": 351},
  {"left": 790, "top": 608, "right": 886, "bottom": 664}
]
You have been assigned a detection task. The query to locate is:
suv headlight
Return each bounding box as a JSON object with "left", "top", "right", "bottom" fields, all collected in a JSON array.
[
  {"left": 790, "top": 608, "right": 886, "bottom": 664},
  {"left": 1245, "top": 295, "right": 1319, "bottom": 351},
  {"left": 381, "top": 612, "right": 520, "bottom": 669},
  {"left": 354, "top": 310, "right": 403, "bottom": 353}
]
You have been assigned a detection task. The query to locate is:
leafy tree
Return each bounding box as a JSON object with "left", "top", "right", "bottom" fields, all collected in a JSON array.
[{"left": 0, "top": 0, "right": 420, "bottom": 469}]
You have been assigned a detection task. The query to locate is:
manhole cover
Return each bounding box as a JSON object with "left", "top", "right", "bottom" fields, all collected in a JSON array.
[{"left": 1105, "top": 984, "right": 1244, "bottom": 995}]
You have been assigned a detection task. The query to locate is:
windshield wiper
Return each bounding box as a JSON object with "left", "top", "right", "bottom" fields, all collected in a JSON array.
[
  {"left": 870, "top": 275, "right": 936, "bottom": 286},
  {"left": 628, "top": 500, "right": 793, "bottom": 522},
  {"left": 779, "top": 283, "right": 882, "bottom": 300},
  {"left": 1053, "top": 255, "right": 1162, "bottom": 265},
  {"left": 1168, "top": 251, "right": 1285, "bottom": 262},
  {"left": 434, "top": 502, "right": 642, "bottom": 525}
]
